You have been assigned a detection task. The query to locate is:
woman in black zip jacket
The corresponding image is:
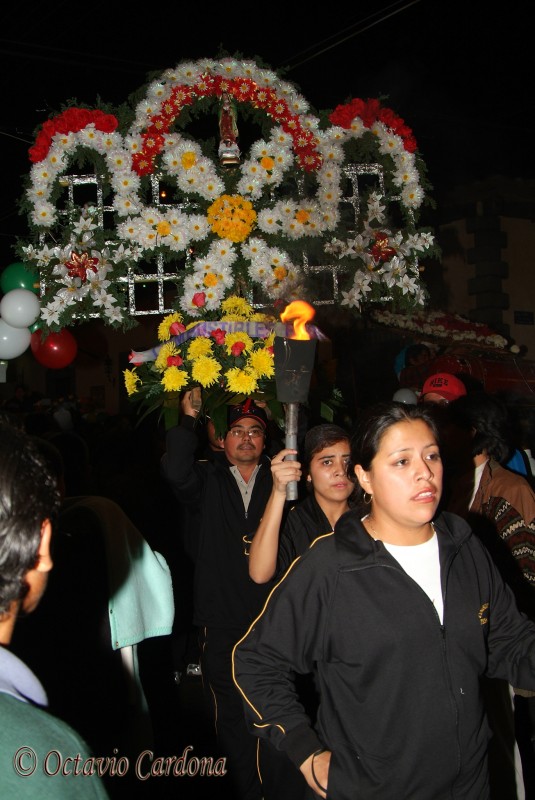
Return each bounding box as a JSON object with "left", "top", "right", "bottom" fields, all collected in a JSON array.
[{"left": 233, "top": 401, "right": 535, "bottom": 800}]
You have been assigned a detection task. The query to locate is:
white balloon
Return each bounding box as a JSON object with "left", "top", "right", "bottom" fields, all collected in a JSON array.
[
  {"left": 0, "top": 288, "right": 40, "bottom": 329},
  {"left": 0, "top": 318, "right": 31, "bottom": 359},
  {"left": 393, "top": 388, "right": 418, "bottom": 405}
]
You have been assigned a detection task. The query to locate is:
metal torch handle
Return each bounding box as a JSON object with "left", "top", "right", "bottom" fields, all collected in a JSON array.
[{"left": 284, "top": 402, "right": 299, "bottom": 501}]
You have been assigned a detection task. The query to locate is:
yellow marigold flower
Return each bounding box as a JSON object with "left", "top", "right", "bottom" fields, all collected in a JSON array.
[
  {"left": 273, "top": 266, "right": 288, "bottom": 281},
  {"left": 225, "top": 367, "right": 258, "bottom": 395},
  {"left": 295, "top": 209, "right": 310, "bottom": 224},
  {"left": 207, "top": 194, "right": 257, "bottom": 243},
  {"left": 220, "top": 296, "right": 253, "bottom": 318},
  {"left": 225, "top": 331, "right": 253, "bottom": 354},
  {"left": 187, "top": 336, "right": 213, "bottom": 359},
  {"left": 191, "top": 355, "right": 221, "bottom": 387},
  {"left": 248, "top": 348, "right": 275, "bottom": 378},
  {"left": 157, "top": 220, "right": 171, "bottom": 236},
  {"left": 158, "top": 312, "right": 184, "bottom": 342},
  {"left": 260, "top": 156, "right": 275, "bottom": 171},
  {"left": 124, "top": 368, "right": 141, "bottom": 396},
  {"left": 161, "top": 366, "right": 189, "bottom": 392},
  {"left": 181, "top": 151, "right": 197, "bottom": 169},
  {"left": 155, "top": 342, "right": 178, "bottom": 371},
  {"left": 203, "top": 272, "right": 219, "bottom": 288}
]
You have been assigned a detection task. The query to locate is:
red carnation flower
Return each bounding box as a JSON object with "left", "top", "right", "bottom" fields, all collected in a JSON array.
[
  {"left": 90, "top": 111, "right": 119, "bottom": 133},
  {"left": 211, "top": 328, "right": 226, "bottom": 345},
  {"left": 230, "top": 341, "right": 246, "bottom": 357},
  {"left": 29, "top": 142, "right": 50, "bottom": 163}
]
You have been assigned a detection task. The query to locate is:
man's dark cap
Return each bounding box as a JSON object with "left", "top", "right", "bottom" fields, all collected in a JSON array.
[{"left": 227, "top": 398, "right": 267, "bottom": 429}]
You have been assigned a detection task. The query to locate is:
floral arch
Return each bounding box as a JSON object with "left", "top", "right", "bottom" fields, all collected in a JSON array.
[{"left": 17, "top": 56, "right": 438, "bottom": 337}]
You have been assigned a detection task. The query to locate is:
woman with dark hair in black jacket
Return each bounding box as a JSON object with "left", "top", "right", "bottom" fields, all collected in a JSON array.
[
  {"left": 248, "top": 423, "right": 355, "bottom": 585},
  {"left": 234, "top": 402, "right": 535, "bottom": 800}
]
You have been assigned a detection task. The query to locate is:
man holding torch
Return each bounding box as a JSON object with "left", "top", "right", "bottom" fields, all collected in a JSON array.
[{"left": 161, "top": 391, "right": 307, "bottom": 800}]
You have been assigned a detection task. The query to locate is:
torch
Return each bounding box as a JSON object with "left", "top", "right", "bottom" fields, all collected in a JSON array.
[{"left": 274, "top": 301, "right": 317, "bottom": 501}]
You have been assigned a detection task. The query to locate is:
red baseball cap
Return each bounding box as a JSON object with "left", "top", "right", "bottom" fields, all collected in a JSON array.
[{"left": 420, "top": 373, "right": 467, "bottom": 403}]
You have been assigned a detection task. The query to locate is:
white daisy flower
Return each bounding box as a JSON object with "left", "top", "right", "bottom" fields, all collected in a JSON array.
[
  {"left": 31, "top": 200, "right": 56, "bottom": 227},
  {"left": 392, "top": 163, "right": 419, "bottom": 187},
  {"left": 114, "top": 195, "right": 140, "bottom": 217},
  {"left": 110, "top": 171, "right": 141, "bottom": 196},
  {"left": 401, "top": 183, "right": 424, "bottom": 209}
]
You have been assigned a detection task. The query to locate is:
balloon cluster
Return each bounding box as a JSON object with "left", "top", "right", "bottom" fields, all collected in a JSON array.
[{"left": 0, "top": 262, "right": 77, "bottom": 369}]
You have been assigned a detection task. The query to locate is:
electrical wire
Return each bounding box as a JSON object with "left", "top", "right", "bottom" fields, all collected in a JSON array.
[{"left": 279, "top": 0, "right": 424, "bottom": 72}]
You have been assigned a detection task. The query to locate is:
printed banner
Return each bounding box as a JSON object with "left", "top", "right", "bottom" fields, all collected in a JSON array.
[{"left": 128, "top": 321, "right": 327, "bottom": 365}]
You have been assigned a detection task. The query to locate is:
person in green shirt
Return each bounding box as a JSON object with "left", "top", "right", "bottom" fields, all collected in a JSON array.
[{"left": 0, "top": 420, "right": 109, "bottom": 799}]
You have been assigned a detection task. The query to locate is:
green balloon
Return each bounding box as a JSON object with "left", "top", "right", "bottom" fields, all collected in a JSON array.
[
  {"left": 29, "top": 320, "right": 42, "bottom": 333},
  {"left": 0, "top": 262, "right": 40, "bottom": 295}
]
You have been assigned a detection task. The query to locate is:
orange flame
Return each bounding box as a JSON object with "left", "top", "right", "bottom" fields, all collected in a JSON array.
[{"left": 280, "top": 300, "right": 315, "bottom": 340}]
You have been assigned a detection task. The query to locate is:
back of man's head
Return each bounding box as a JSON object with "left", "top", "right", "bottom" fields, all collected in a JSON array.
[
  {"left": 448, "top": 391, "right": 513, "bottom": 463},
  {"left": 0, "top": 423, "right": 60, "bottom": 615}
]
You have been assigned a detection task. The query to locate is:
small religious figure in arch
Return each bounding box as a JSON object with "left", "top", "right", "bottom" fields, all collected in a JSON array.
[{"left": 218, "top": 92, "right": 241, "bottom": 167}]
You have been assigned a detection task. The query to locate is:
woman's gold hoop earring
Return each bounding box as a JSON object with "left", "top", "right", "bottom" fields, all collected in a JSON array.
[{"left": 363, "top": 491, "right": 372, "bottom": 505}]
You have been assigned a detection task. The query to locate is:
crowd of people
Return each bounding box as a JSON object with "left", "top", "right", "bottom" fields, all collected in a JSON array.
[{"left": 1, "top": 366, "right": 535, "bottom": 799}]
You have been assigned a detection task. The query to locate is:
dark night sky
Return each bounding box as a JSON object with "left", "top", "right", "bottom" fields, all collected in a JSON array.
[{"left": 0, "top": 0, "right": 530, "bottom": 266}]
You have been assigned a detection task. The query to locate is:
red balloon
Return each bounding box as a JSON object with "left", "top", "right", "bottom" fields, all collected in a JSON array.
[{"left": 30, "top": 328, "right": 78, "bottom": 369}]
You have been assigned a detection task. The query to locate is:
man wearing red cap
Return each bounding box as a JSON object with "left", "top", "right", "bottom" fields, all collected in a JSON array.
[
  {"left": 162, "top": 391, "right": 306, "bottom": 800},
  {"left": 419, "top": 372, "right": 467, "bottom": 405}
]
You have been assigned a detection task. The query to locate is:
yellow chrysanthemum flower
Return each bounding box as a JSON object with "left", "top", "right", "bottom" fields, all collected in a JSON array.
[
  {"left": 161, "top": 366, "right": 189, "bottom": 392},
  {"left": 247, "top": 348, "right": 275, "bottom": 378},
  {"left": 158, "top": 312, "right": 184, "bottom": 342},
  {"left": 220, "top": 296, "right": 254, "bottom": 318},
  {"left": 225, "top": 367, "right": 258, "bottom": 394},
  {"left": 124, "top": 368, "right": 141, "bottom": 396},
  {"left": 155, "top": 342, "right": 178, "bottom": 371},
  {"left": 273, "top": 266, "right": 288, "bottom": 281},
  {"left": 191, "top": 355, "right": 221, "bottom": 387},
  {"left": 225, "top": 331, "right": 253, "bottom": 354},
  {"left": 187, "top": 336, "right": 213, "bottom": 359},
  {"left": 250, "top": 312, "right": 274, "bottom": 322},
  {"left": 263, "top": 332, "right": 276, "bottom": 348}
]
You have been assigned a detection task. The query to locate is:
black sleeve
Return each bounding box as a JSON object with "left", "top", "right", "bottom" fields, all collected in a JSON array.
[
  {"left": 233, "top": 548, "right": 330, "bottom": 767},
  {"left": 161, "top": 418, "right": 203, "bottom": 504},
  {"left": 276, "top": 498, "right": 330, "bottom": 578}
]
